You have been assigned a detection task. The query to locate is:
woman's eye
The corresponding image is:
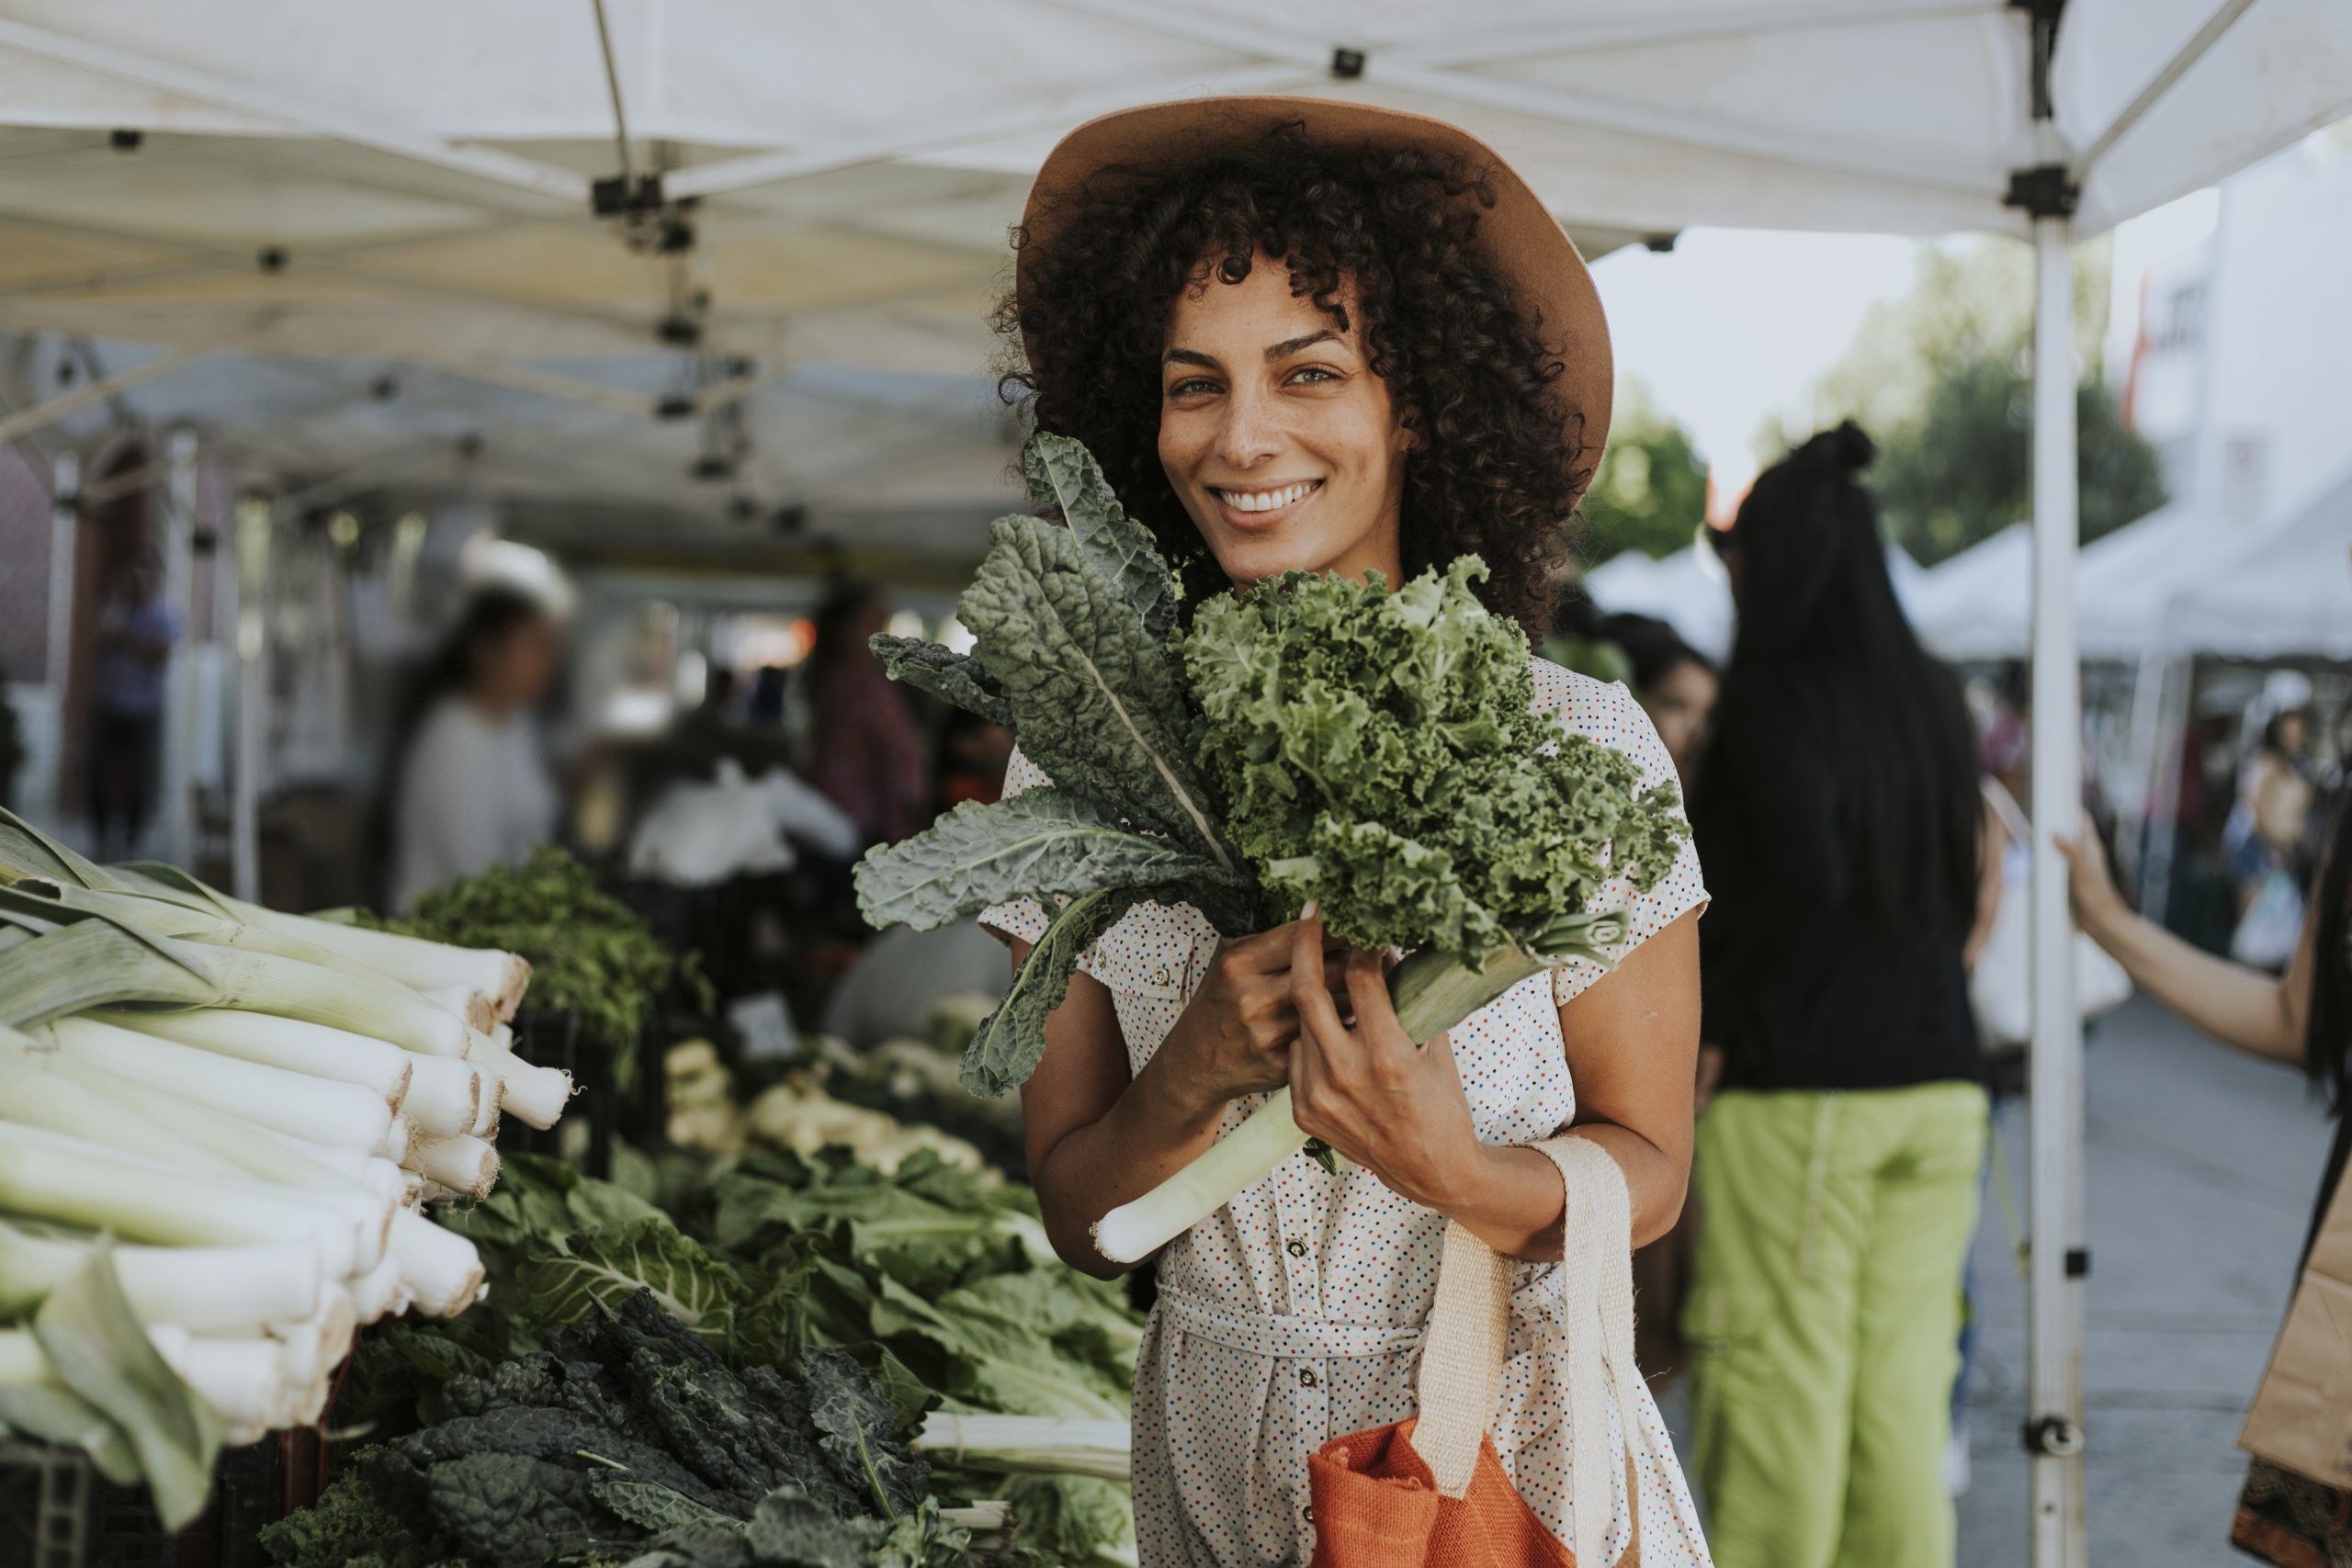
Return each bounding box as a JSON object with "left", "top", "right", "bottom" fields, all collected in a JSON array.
[
  {"left": 1168, "top": 378, "right": 1216, "bottom": 398},
  {"left": 1292, "top": 367, "right": 1338, "bottom": 385}
]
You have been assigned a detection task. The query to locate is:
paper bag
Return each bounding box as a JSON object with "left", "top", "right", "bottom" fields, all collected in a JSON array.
[{"left": 2239, "top": 1165, "right": 2352, "bottom": 1487}]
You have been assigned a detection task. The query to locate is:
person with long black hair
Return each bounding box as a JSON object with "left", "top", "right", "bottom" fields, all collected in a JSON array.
[
  {"left": 2058, "top": 772, "right": 2351, "bottom": 1562},
  {"left": 385, "top": 585, "right": 561, "bottom": 910},
  {"left": 1682, "top": 422, "right": 1990, "bottom": 1568}
]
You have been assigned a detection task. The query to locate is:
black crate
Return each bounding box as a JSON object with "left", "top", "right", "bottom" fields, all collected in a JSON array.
[
  {"left": 0, "top": 1429, "right": 319, "bottom": 1568},
  {"left": 498, "top": 1009, "right": 613, "bottom": 1179}
]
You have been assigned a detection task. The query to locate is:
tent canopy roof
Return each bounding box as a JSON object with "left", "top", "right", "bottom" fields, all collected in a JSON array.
[{"left": 0, "top": 0, "right": 2344, "bottom": 558}]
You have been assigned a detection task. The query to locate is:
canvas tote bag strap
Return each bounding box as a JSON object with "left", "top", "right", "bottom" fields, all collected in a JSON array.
[
  {"left": 1983, "top": 774, "right": 2034, "bottom": 847},
  {"left": 1410, "top": 1138, "right": 1647, "bottom": 1566}
]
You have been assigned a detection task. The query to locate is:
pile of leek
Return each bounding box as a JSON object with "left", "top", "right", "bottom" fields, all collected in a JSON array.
[{"left": 0, "top": 808, "right": 573, "bottom": 1524}]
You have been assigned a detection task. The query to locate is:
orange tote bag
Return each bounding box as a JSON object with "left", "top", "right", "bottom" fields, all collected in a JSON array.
[{"left": 1306, "top": 1138, "right": 1671, "bottom": 1568}]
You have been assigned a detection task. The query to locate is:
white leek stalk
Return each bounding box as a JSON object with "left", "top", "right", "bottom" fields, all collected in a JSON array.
[
  {"left": 0, "top": 1222, "right": 322, "bottom": 1332},
  {"left": 198, "top": 948, "right": 474, "bottom": 1057},
  {"left": 410, "top": 1134, "right": 498, "bottom": 1199},
  {"left": 1094, "top": 934, "right": 1595, "bottom": 1265},
  {"left": 215, "top": 897, "right": 529, "bottom": 1020},
  {"left": 913, "top": 1413, "right": 1133, "bottom": 1483},
  {"left": 388, "top": 1209, "right": 485, "bottom": 1317},
  {"left": 40, "top": 1015, "right": 396, "bottom": 1152},
  {"left": 346, "top": 1255, "right": 412, "bottom": 1323},
  {"left": 98, "top": 1007, "right": 413, "bottom": 1109},
  {"left": 419, "top": 986, "right": 495, "bottom": 1032},
  {"left": 0, "top": 1122, "right": 372, "bottom": 1279},
  {"left": 402, "top": 1054, "right": 487, "bottom": 1140},
  {"left": 148, "top": 1325, "right": 291, "bottom": 1429},
  {"left": 464, "top": 1035, "right": 572, "bottom": 1129}
]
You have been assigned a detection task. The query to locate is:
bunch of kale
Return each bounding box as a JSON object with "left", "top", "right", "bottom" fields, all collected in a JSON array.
[{"left": 263, "top": 1291, "right": 964, "bottom": 1568}]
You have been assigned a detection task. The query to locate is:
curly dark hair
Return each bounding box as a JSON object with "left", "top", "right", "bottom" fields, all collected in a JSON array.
[{"left": 989, "top": 128, "right": 1591, "bottom": 637}]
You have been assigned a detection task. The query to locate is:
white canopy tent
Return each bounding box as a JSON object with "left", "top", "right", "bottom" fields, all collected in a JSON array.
[
  {"left": 2, "top": 6, "right": 2348, "bottom": 1558},
  {"left": 2170, "top": 468, "right": 2352, "bottom": 660},
  {"left": 1580, "top": 537, "right": 1928, "bottom": 666}
]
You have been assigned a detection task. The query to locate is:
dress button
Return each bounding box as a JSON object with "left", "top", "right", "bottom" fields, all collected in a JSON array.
[
  {"left": 1285, "top": 1238, "right": 1308, "bottom": 1258},
  {"left": 1153, "top": 965, "right": 1171, "bottom": 986},
  {"left": 1298, "top": 1368, "right": 1318, "bottom": 1389}
]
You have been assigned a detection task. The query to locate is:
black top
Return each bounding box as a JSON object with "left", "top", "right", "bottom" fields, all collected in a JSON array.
[{"left": 1699, "top": 733, "right": 1987, "bottom": 1093}]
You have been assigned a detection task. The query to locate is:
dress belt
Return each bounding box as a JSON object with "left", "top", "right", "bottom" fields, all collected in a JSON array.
[{"left": 1158, "top": 1276, "right": 1562, "bottom": 1361}]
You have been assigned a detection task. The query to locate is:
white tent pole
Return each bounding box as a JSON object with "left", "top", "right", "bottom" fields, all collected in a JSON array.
[
  {"left": 229, "top": 496, "right": 272, "bottom": 902},
  {"left": 158, "top": 426, "right": 198, "bottom": 868},
  {"left": 45, "top": 451, "right": 79, "bottom": 821},
  {"left": 2026, "top": 205, "right": 2089, "bottom": 1566}
]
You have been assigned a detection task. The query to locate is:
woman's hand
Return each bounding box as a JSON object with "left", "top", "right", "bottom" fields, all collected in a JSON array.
[
  {"left": 1284, "top": 907, "right": 1483, "bottom": 1210},
  {"left": 1159, "top": 919, "right": 1350, "bottom": 1111},
  {"left": 2052, "top": 811, "right": 2131, "bottom": 940}
]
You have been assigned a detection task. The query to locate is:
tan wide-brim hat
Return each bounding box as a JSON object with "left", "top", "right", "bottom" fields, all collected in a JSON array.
[{"left": 1017, "top": 95, "right": 1612, "bottom": 497}]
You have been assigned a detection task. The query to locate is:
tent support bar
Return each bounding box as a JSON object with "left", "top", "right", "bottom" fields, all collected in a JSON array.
[
  {"left": 2026, "top": 209, "right": 2088, "bottom": 1568},
  {"left": 0, "top": 18, "right": 588, "bottom": 206},
  {"left": 2073, "top": 0, "right": 2259, "bottom": 180},
  {"left": 0, "top": 345, "right": 209, "bottom": 441}
]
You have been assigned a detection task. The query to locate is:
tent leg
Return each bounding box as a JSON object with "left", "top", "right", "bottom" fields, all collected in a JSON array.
[
  {"left": 159, "top": 427, "right": 199, "bottom": 868},
  {"left": 230, "top": 498, "right": 272, "bottom": 903},
  {"left": 2026, "top": 211, "right": 2089, "bottom": 1568},
  {"left": 44, "top": 453, "right": 78, "bottom": 826}
]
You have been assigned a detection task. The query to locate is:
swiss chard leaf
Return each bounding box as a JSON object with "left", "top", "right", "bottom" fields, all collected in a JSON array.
[
  {"left": 1023, "top": 434, "right": 1177, "bottom": 640},
  {"left": 854, "top": 787, "right": 1223, "bottom": 933},
  {"left": 511, "top": 1219, "right": 744, "bottom": 1348},
  {"left": 867, "top": 636, "right": 1011, "bottom": 727},
  {"left": 958, "top": 884, "right": 1153, "bottom": 1097},
  {"left": 959, "top": 516, "right": 1230, "bottom": 871}
]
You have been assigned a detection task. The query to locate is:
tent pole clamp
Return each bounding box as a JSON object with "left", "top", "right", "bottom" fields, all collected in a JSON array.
[{"left": 2022, "top": 1415, "right": 2085, "bottom": 1458}]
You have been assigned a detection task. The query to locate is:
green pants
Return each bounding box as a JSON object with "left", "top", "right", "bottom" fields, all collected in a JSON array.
[{"left": 1682, "top": 1081, "right": 1988, "bottom": 1568}]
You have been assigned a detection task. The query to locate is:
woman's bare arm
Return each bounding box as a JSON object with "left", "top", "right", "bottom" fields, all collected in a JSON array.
[
  {"left": 1397, "top": 908, "right": 1701, "bottom": 1258},
  {"left": 2056, "top": 827, "right": 2313, "bottom": 1067}
]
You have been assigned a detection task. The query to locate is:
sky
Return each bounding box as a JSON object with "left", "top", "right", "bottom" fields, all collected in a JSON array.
[{"left": 1587, "top": 226, "right": 1923, "bottom": 486}]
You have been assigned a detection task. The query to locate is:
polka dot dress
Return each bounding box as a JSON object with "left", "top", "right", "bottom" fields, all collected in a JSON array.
[{"left": 984, "top": 661, "right": 1713, "bottom": 1567}]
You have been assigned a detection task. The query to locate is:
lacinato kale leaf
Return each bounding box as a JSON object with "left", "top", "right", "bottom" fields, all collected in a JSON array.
[{"left": 806, "top": 1348, "right": 930, "bottom": 1519}]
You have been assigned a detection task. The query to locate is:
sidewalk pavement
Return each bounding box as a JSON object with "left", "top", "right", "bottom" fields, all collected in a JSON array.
[{"left": 1956, "top": 995, "right": 2335, "bottom": 1564}]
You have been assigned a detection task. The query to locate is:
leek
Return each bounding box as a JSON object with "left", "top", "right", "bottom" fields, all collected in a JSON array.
[
  {"left": 409, "top": 1134, "right": 498, "bottom": 1199},
  {"left": 464, "top": 1033, "right": 572, "bottom": 1128},
  {"left": 402, "top": 1053, "right": 487, "bottom": 1139},
  {"left": 214, "top": 890, "right": 529, "bottom": 1020},
  {"left": 387, "top": 1208, "right": 485, "bottom": 1317},
  {"left": 39, "top": 1014, "right": 397, "bottom": 1152},
  {"left": 0, "top": 1222, "right": 322, "bottom": 1332},
  {"left": 1093, "top": 915, "right": 1623, "bottom": 1264},
  {"left": 914, "top": 1412, "right": 1132, "bottom": 1483},
  {"left": 96, "top": 1006, "right": 413, "bottom": 1109}
]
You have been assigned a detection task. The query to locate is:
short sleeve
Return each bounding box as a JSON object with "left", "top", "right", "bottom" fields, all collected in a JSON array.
[
  {"left": 1544, "top": 674, "right": 1709, "bottom": 1007},
  {"left": 975, "top": 745, "right": 1054, "bottom": 948}
]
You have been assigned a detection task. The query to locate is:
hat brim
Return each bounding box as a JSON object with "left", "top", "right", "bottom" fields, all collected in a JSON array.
[{"left": 1017, "top": 95, "right": 1611, "bottom": 498}]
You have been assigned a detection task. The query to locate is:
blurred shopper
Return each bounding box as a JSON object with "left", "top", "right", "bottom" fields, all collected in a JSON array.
[
  {"left": 386, "top": 586, "right": 561, "bottom": 911},
  {"left": 2059, "top": 780, "right": 2350, "bottom": 1564},
  {"left": 802, "top": 581, "right": 926, "bottom": 846},
  {"left": 1684, "top": 423, "right": 1989, "bottom": 1568},
  {"left": 1601, "top": 611, "right": 1718, "bottom": 789},
  {"left": 87, "top": 551, "right": 179, "bottom": 857},
  {"left": 2226, "top": 706, "right": 2318, "bottom": 969}
]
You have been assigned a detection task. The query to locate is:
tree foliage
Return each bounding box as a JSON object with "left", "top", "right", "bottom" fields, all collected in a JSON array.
[
  {"left": 1797, "top": 241, "right": 2166, "bottom": 566},
  {"left": 1577, "top": 380, "right": 1711, "bottom": 564}
]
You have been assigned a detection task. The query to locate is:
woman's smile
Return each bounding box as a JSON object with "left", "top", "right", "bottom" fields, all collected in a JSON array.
[{"left": 1207, "top": 477, "right": 1325, "bottom": 531}]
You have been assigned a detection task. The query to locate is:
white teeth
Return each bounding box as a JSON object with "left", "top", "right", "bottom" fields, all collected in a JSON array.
[{"left": 1216, "top": 480, "right": 1317, "bottom": 513}]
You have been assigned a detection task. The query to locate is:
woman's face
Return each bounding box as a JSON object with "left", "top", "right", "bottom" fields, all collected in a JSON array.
[
  {"left": 1640, "top": 657, "right": 1719, "bottom": 788},
  {"left": 478, "top": 615, "right": 560, "bottom": 712},
  {"left": 1157, "top": 253, "right": 1413, "bottom": 590}
]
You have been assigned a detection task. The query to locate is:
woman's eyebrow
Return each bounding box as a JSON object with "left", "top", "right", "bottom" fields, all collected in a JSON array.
[
  {"left": 1163, "top": 347, "right": 1219, "bottom": 369},
  {"left": 1263, "top": 330, "right": 1340, "bottom": 360}
]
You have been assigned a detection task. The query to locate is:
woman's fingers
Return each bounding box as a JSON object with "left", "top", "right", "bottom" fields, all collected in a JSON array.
[{"left": 1289, "top": 905, "right": 1351, "bottom": 1044}]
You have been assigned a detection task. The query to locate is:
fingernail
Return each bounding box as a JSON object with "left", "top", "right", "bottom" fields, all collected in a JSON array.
[{"left": 1300, "top": 900, "right": 1319, "bottom": 921}]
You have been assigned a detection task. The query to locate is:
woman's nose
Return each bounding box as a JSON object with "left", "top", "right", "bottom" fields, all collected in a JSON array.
[{"left": 1216, "top": 385, "right": 1282, "bottom": 469}]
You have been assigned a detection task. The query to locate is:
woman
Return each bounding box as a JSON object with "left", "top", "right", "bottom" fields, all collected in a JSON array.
[
  {"left": 1683, "top": 423, "right": 1988, "bottom": 1568},
  {"left": 2225, "top": 707, "right": 2318, "bottom": 967},
  {"left": 386, "top": 586, "right": 561, "bottom": 911},
  {"left": 2059, "top": 784, "right": 2350, "bottom": 1562},
  {"left": 980, "top": 98, "right": 1711, "bottom": 1565},
  {"left": 1602, "top": 611, "right": 1719, "bottom": 790}
]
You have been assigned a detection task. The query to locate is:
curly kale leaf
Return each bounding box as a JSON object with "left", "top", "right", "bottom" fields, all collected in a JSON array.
[
  {"left": 1185, "top": 556, "right": 1690, "bottom": 965},
  {"left": 867, "top": 637, "right": 1009, "bottom": 728},
  {"left": 1022, "top": 434, "right": 1176, "bottom": 640}
]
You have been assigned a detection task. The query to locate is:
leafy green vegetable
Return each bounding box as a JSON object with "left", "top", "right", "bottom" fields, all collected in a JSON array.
[
  {"left": 868, "top": 639, "right": 1010, "bottom": 728},
  {"left": 511, "top": 1218, "right": 743, "bottom": 1348},
  {"left": 390, "top": 844, "right": 698, "bottom": 1052},
  {"left": 1187, "top": 555, "right": 1688, "bottom": 964}
]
